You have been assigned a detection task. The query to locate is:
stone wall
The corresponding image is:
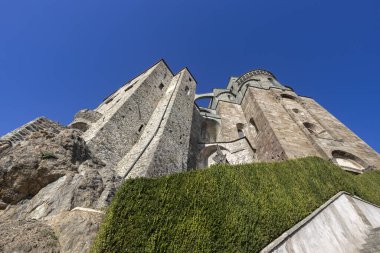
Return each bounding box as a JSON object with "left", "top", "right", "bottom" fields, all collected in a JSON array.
[
  {"left": 2, "top": 62, "right": 379, "bottom": 252},
  {"left": 300, "top": 97, "right": 380, "bottom": 169},
  {"left": 81, "top": 61, "right": 174, "bottom": 168},
  {"left": 261, "top": 192, "right": 380, "bottom": 253},
  {"left": 240, "top": 87, "right": 288, "bottom": 161},
  {"left": 216, "top": 101, "right": 248, "bottom": 142},
  {"left": 187, "top": 105, "right": 203, "bottom": 169},
  {"left": 118, "top": 68, "right": 196, "bottom": 178},
  {"left": 193, "top": 68, "right": 379, "bottom": 171},
  {"left": 69, "top": 109, "right": 102, "bottom": 132},
  {"left": 0, "top": 117, "right": 64, "bottom": 153},
  {"left": 196, "top": 138, "right": 255, "bottom": 168}
]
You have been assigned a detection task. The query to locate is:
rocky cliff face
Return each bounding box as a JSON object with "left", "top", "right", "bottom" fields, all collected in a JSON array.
[{"left": 0, "top": 120, "right": 120, "bottom": 252}]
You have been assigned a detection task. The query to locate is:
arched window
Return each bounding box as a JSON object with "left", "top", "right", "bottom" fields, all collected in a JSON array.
[
  {"left": 197, "top": 145, "right": 230, "bottom": 168},
  {"left": 236, "top": 123, "right": 245, "bottom": 138},
  {"left": 249, "top": 118, "right": 259, "bottom": 138},
  {"left": 332, "top": 150, "right": 366, "bottom": 173}
]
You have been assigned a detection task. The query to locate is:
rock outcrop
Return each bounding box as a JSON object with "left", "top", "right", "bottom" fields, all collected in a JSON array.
[{"left": 0, "top": 118, "right": 120, "bottom": 252}]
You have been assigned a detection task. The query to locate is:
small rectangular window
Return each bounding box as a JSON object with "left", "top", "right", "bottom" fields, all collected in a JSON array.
[{"left": 125, "top": 85, "right": 133, "bottom": 92}]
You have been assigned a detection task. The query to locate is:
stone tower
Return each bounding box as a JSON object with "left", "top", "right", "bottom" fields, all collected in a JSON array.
[
  {"left": 189, "top": 69, "right": 380, "bottom": 173},
  {"left": 70, "top": 60, "right": 197, "bottom": 179}
]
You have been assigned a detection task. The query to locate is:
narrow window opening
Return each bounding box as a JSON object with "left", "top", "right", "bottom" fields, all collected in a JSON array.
[
  {"left": 292, "top": 108, "right": 300, "bottom": 113},
  {"left": 189, "top": 77, "right": 192, "bottom": 82},
  {"left": 125, "top": 85, "right": 133, "bottom": 92},
  {"left": 236, "top": 123, "right": 245, "bottom": 138},
  {"left": 159, "top": 83, "right": 164, "bottom": 90},
  {"left": 303, "top": 122, "right": 317, "bottom": 135},
  {"left": 281, "top": 94, "right": 297, "bottom": 100},
  {"left": 185, "top": 86, "right": 190, "bottom": 95},
  {"left": 105, "top": 97, "right": 114, "bottom": 104},
  {"left": 249, "top": 118, "right": 259, "bottom": 137},
  {"left": 138, "top": 124, "right": 144, "bottom": 132},
  {"left": 238, "top": 129, "right": 245, "bottom": 138}
]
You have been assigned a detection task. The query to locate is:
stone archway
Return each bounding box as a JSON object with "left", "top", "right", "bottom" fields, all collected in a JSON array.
[
  {"left": 196, "top": 145, "right": 230, "bottom": 168},
  {"left": 332, "top": 150, "right": 367, "bottom": 173}
]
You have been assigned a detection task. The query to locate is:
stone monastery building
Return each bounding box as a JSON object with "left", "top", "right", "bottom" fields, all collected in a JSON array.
[{"left": 2, "top": 60, "right": 380, "bottom": 179}]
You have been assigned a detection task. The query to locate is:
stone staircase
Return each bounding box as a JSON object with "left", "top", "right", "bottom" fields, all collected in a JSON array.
[{"left": 360, "top": 227, "right": 380, "bottom": 253}]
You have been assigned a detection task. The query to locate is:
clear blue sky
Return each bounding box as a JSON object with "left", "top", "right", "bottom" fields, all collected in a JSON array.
[{"left": 0, "top": 1, "right": 379, "bottom": 152}]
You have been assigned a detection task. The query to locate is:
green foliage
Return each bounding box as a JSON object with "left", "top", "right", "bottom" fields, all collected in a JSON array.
[
  {"left": 41, "top": 151, "right": 58, "bottom": 160},
  {"left": 91, "top": 157, "right": 380, "bottom": 253}
]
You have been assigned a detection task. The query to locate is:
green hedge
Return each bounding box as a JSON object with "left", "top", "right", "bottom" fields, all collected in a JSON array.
[{"left": 91, "top": 157, "right": 380, "bottom": 253}]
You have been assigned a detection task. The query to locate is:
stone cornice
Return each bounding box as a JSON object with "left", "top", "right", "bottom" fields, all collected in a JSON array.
[{"left": 235, "top": 69, "right": 276, "bottom": 86}]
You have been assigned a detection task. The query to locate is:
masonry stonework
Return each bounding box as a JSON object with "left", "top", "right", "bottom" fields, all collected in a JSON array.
[
  {"left": 2, "top": 60, "right": 380, "bottom": 253},
  {"left": 192, "top": 68, "right": 380, "bottom": 172},
  {"left": 2, "top": 60, "right": 380, "bottom": 179}
]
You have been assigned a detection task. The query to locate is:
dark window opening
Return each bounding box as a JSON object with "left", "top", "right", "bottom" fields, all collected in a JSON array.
[
  {"left": 281, "top": 94, "right": 297, "bottom": 100},
  {"left": 236, "top": 123, "right": 245, "bottom": 138},
  {"left": 292, "top": 108, "right": 300, "bottom": 113},
  {"left": 303, "top": 122, "right": 317, "bottom": 135},
  {"left": 138, "top": 124, "right": 144, "bottom": 132},
  {"left": 249, "top": 118, "right": 259, "bottom": 137},
  {"left": 159, "top": 83, "right": 164, "bottom": 90},
  {"left": 105, "top": 97, "right": 114, "bottom": 104},
  {"left": 185, "top": 86, "right": 190, "bottom": 95},
  {"left": 125, "top": 85, "right": 133, "bottom": 92}
]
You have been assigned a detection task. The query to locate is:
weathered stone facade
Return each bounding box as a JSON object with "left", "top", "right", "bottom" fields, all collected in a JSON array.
[
  {"left": 191, "top": 69, "right": 380, "bottom": 173},
  {"left": 2, "top": 60, "right": 379, "bottom": 179},
  {"left": 1, "top": 59, "right": 379, "bottom": 252},
  {"left": 68, "top": 60, "right": 380, "bottom": 174}
]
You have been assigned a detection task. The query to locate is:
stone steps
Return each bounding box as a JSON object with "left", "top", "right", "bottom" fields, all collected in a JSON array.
[{"left": 360, "top": 227, "right": 380, "bottom": 253}]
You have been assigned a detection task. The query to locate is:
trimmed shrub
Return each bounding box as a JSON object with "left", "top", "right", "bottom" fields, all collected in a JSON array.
[{"left": 92, "top": 157, "right": 380, "bottom": 253}]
